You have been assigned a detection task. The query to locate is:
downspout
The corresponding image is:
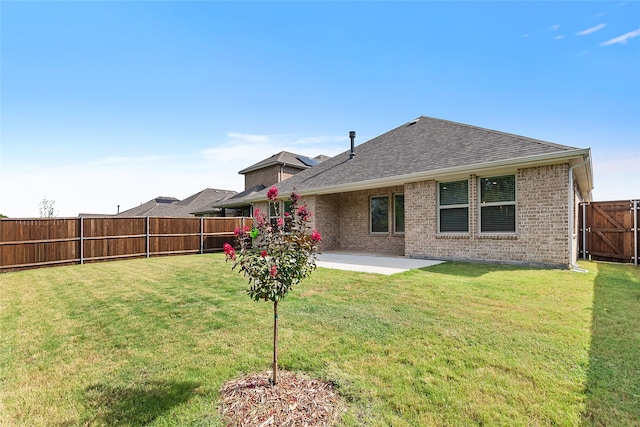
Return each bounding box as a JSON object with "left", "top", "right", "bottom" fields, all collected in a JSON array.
[{"left": 568, "top": 156, "right": 590, "bottom": 272}]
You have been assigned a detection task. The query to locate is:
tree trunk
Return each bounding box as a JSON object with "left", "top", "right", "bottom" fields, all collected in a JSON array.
[{"left": 273, "top": 300, "right": 278, "bottom": 385}]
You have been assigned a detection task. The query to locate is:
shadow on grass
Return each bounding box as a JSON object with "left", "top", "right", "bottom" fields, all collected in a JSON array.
[
  {"left": 84, "top": 380, "right": 200, "bottom": 426},
  {"left": 417, "top": 260, "right": 543, "bottom": 277},
  {"left": 582, "top": 263, "right": 640, "bottom": 426}
]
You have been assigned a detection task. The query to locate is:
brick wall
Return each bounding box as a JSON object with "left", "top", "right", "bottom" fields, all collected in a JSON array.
[
  {"left": 405, "top": 164, "right": 570, "bottom": 267},
  {"left": 305, "top": 187, "right": 405, "bottom": 254},
  {"left": 307, "top": 194, "right": 341, "bottom": 250},
  {"left": 256, "top": 163, "right": 571, "bottom": 266},
  {"left": 244, "top": 165, "right": 302, "bottom": 190}
]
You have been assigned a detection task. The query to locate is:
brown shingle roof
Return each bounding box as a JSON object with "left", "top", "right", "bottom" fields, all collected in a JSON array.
[
  {"left": 238, "top": 151, "right": 326, "bottom": 174},
  {"left": 221, "top": 116, "right": 590, "bottom": 205},
  {"left": 117, "top": 188, "right": 236, "bottom": 217}
]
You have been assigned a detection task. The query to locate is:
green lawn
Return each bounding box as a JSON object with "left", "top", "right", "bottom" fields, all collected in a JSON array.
[{"left": 0, "top": 255, "right": 638, "bottom": 426}]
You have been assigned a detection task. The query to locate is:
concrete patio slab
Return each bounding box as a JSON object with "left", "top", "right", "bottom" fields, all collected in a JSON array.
[{"left": 316, "top": 252, "right": 444, "bottom": 275}]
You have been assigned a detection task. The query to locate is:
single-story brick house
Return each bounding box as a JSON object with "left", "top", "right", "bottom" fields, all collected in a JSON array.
[{"left": 216, "top": 116, "right": 593, "bottom": 268}]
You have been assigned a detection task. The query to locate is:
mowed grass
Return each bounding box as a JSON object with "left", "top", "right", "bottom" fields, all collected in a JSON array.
[{"left": 0, "top": 255, "right": 638, "bottom": 426}]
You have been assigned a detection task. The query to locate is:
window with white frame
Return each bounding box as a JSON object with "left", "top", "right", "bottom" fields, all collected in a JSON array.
[
  {"left": 394, "top": 193, "right": 405, "bottom": 234},
  {"left": 269, "top": 200, "right": 293, "bottom": 218},
  {"left": 269, "top": 200, "right": 293, "bottom": 229},
  {"left": 438, "top": 180, "right": 469, "bottom": 233},
  {"left": 370, "top": 195, "right": 389, "bottom": 233},
  {"left": 479, "top": 175, "right": 516, "bottom": 233}
]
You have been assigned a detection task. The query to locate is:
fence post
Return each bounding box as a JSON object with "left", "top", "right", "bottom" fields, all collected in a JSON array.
[
  {"left": 634, "top": 200, "right": 638, "bottom": 266},
  {"left": 581, "top": 203, "right": 587, "bottom": 259},
  {"left": 80, "top": 217, "right": 84, "bottom": 265},
  {"left": 200, "top": 217, "right": 204, "bottom": 254},
  {"left": 146, "top": 216, "right": 150, "bottom": 258}
]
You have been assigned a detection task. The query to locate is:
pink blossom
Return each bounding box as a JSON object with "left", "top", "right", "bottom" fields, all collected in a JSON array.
[
  {"left": 255, "top": 212, "right": 265, "bottom": 227},
  {"left": 297, "top": 205, "right": 312, "bottom": 221},
  {"left": 270, "top": 265, "right": 278, "bottom": 278},
  {"left": 233, "top": 227, "right": 241, "bottom": 236},
  {"left": 267, "top": 186, "right": 279, "bottom": 201},
  {"left": 261, "top": 250, "right": 268, "bottom": 258},
  {"left": 284, "top": 212, "right": 290, "bottom": 217},
  {"left": 243, "top": 225, "right": 250, "bottom": 232},
  {"left": 277, "top": 217, "right": 284, "bottom": 227},
  {"left": 311, "top": 230, "right": 322, "bottom": 242},
  {"left": 223, "top": 243, "right": 236, "bottom": 260}
]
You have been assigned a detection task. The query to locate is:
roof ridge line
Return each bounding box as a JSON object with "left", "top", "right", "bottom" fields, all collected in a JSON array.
[{"left": 417, "top": 116, "right": 574, "bottom": 150}]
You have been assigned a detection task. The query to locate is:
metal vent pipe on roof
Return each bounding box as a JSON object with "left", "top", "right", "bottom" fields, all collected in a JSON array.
[{"left": 349, "top": 131, "right": 356, "bottom": 159}]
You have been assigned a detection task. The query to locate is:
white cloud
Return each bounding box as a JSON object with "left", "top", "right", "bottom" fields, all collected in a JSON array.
[
  {"left": 0, "top": 132, "right": 348, "bottom": 217},
  {"left": 551, "top": 24, "right": 561, "bottom": 31},
  {"left": 600, "top": 28, "right": 640, "bottom": 45},
  {"left": 556, "top": 35, "right": 565, "bottom": 40},
  {"left": 226, "top": 132, "right": 274, "bottom": 143},
  {"left": 0, "top": 156, "right": 223, "bottom": 217},
  {"left": 90, "top": 155, "right": 173, "bottom": 165},
  {"left": 577, "top": 23, "right": 606, "bottom": 36}
]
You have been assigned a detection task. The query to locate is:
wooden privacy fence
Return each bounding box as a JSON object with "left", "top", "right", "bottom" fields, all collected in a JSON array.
[
  {"left": 0, "top": 216, "right": 250, "bottom": 271},
  {"left": 579, "top": 200, "right": 639, "bottom": 265}
]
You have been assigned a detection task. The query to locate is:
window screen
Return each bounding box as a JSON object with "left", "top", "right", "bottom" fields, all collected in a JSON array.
[
  {"left": 479, "top": 175, "right": 516, "bottom": 233},
  {"left": 394, "top": 194, "right": 405, "bottom": 233},
  {"left": 371, "top": 196, "right": 389, "bottom": 233},
  {"left": 439, "top": 180, "right": 469, "bottom": 233}
]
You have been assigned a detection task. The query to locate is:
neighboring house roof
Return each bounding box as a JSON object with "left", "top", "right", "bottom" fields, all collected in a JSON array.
[
  {"left": 218, "top": 116, "right": 593, "bottom": 207},
  {"left": 213, "top": 184, "right": 267, "bottom": 209},
  {"left": 117, "top": 188, "right": 236, "bottom": 217},
  {"left": 238, "top": 151, "right": 328, "bottom": 174},
  {"left": 182, "top": 188, "right": 238, "bottom": 215}
]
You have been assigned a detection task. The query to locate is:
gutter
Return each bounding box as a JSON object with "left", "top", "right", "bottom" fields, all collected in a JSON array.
[{"left": 568, "top": 155, "right": 590, "bottom": 272}]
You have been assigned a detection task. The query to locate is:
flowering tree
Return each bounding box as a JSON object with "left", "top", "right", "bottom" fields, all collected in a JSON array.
[{"left": 224, "top": 186, "right": 321, "bottom": 385}]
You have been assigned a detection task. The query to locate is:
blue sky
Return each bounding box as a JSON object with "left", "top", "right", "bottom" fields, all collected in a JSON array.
[{"left": 1, "top": 1, "right": 639, "bottom": 217}]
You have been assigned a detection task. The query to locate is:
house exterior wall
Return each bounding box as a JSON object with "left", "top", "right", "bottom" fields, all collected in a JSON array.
[
  {"left": 252, "top": 195, "right": 342, "bottom": 251},
  {"left": 307, "top": 194, "right": 341, "bottom": 250},
  {"left": 306, "top": 187, "right": 405, "bottom": 255},
  {"left": 244, "top": 165, "right": 303, "bottom": 190},
  {"left": 405, "top": 163, "right": 570, "bottom": 267},
  {"left": 252, "top": 201, "right": 269, "bottom": 221},
  {"left": 255, "top": 163, "right": 572, "bottom": 267},
  {"left": 337, "top": 187, "right": 405, "bottom": 254}
]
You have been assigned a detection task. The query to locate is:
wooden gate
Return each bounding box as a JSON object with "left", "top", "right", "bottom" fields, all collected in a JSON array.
[{"left": 579, "top": 200, "right": 639, "bottom": 265}]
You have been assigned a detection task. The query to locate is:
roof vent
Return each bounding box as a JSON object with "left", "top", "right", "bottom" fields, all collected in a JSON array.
[
  {"left": 349, "top": 131, "right": 356, "bottom": 159},
  {"left": 408, "top": 119, "right": 420, "bottom": 126}
]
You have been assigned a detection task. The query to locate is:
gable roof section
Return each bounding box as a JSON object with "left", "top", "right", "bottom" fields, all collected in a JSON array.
[
  {"left": 230, "top": 116, "right": 593, "bottom": 204},
  {"left": 117, "top": 188, "right": 236, "bottom": 217},
  {"left": 238, "top": 151, "right": 327, "bottom": 174},
  {"left": 204, "top": 184, "right": 266, "bottom": 209},
  {"left": 183, "top": 188, "right": 238, "bottom": 215}
]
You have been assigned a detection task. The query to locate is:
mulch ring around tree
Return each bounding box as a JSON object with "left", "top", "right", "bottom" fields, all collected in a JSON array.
[{"left": 218, "top": 370, "right": 346, "bottom": 426}]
